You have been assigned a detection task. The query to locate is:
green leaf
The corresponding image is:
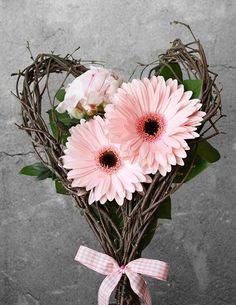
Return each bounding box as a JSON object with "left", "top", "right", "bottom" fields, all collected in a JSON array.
[
  {"left": 106, "top": 203, "right": 123, "bottom": 229},
  {"left": 197, "top": 140, "right": 220, "bottom": 163},
  {"left": 174, "top": 151, "right": 194, "bottom": 183},
  {"left": 185, "top": 155, "right": 209, "bottom": 181},
  {"left": 55, "top": 88, "right": 66, "bottom": 102},
  {"left": 159, "top": 62, "right": 183, "bottom": 81},
  {"left": 175, "top": 154, "right": 209, "bottom": 183},
  {"left": 174, "top": 140, "right": 220, "bottom": 183},
  {"left": 47, "top": 109, "right": 71, "bottom": 144},
  {"left": 155, "top": 197, "right": 171, "bottom": 219},
  {"left": 19, "top": 162, "right": 55, "bottom": 180},
  {"left": 140, "top": 197, "right": 171, "bottom": 250},
  {"left": 47, "top": 109, "right": 57, "bottom": 138},
  {"left": 55, "top": 180, "right": 70, "bottom": 195},
  {"left": 183, "top": 79, "right": 203, "bottom": 99},
  {"left": 56, "top": 111, "right": 79, "bottom": 127}
]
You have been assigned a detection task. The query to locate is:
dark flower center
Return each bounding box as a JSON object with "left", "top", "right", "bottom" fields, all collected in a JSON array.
[
  {"left": 99, "top": 151, "right": 118, "bottom": 168},
  {"left": 143, "top": 119, "right": 160, "bottom": 136}
]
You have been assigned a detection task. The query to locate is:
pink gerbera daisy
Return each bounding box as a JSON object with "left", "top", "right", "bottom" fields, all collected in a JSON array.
[
  {"left": 62, "top": 116, "right": 150, "bottom": 205},
  {"left": 105, "top": 76, "right": 205, "bottom": 176}
]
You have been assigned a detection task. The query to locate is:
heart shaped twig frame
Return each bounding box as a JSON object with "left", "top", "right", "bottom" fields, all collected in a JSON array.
[{"left": 13, "top": 23, "right": 223, "bottom": 305}]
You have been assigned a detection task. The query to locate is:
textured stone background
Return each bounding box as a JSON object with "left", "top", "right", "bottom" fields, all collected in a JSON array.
[{"left": 0, "top": 1, "right": 236, "bottom": 304}]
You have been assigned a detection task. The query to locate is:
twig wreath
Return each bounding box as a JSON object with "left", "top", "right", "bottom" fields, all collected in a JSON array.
[{"left": 13, "top": 22, "right": 223, "bottom": 305}]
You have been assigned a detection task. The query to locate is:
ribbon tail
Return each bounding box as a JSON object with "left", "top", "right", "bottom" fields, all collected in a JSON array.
[
  {"left": 98, "top": 271, "right": 122, "bottom": 305},
  {"left": 126, "top": 270, "right": 152, "bottom": 305}
]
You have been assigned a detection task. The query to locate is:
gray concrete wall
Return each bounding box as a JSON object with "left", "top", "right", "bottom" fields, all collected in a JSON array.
[{"left": 0, "top": 1, "right": 236, "bottom": 304}]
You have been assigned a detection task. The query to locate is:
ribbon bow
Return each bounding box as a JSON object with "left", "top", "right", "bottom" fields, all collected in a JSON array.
[{"left": 75, "top": 246, "right": 169, "bottom": 305}]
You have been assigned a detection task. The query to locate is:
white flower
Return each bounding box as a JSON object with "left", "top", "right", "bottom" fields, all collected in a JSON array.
[{"left": 56, "top": 67, "right": 122, "bottom": 118}]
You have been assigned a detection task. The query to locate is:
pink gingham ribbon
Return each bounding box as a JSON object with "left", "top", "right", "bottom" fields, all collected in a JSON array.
[{"left": 75, "top": 246, "right": 169, "bottom": 305}]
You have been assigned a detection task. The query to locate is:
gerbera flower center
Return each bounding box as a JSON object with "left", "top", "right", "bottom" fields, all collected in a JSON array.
[
  {"left": 143, "top": 119, "right": 160, "bottom": 136},
  {"left": 96, "top": 146, "right": 121, "bottom": 173},
  {"left": 136, "top": 113, "right": 165, "bottom": 142},
  {"left": 99, "top": 151, "right": 118, "bottom": 168}
]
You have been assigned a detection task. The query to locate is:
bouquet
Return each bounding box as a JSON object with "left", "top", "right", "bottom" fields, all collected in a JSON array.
[{"left": 13, "top": 23, "right": 223, "bottom": 305}]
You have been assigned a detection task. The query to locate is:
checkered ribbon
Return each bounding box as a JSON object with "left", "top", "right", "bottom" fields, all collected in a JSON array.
[{"left": 75, "top": 246, "right": 169, "bottom": 305}]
